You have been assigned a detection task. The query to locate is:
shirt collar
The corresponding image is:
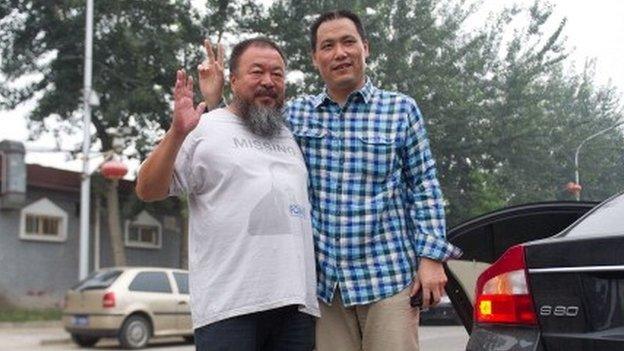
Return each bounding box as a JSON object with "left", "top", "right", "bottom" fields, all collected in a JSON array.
[{"left": 313, "top": 77, "right": 375, "bottom": 109}]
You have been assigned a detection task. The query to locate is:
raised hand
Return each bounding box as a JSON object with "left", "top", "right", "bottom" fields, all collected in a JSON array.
[
  {"left": 198, "top": 39, "right": 225, "bottom": 110},
  {"left": 172, "top": 69, "right": 206, "bottom": 138}
]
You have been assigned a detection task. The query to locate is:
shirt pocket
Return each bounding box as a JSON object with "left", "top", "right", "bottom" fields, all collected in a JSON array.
[
  {"left": 356, "top": 133, "right": 395, "bottom": 178},
  {"left": 291, "top": 126, "right": 329, "bottom": 179},
  {"left": 292, "top": 126, "right": 328, "bottom": 152}
]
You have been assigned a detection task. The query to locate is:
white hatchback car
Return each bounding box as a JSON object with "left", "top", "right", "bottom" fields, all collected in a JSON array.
[{"left": 63, "top": 267, "right": 193, "bottom": 349}]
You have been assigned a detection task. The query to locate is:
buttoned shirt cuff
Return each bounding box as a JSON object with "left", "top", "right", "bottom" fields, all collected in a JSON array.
[{"left": 417, "top": 235, "right": 463, "bottom": 262}]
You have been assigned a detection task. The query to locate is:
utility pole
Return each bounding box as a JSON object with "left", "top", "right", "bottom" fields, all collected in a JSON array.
[{"left": 79, "top": 0, "right": 94, "bottom": 280}]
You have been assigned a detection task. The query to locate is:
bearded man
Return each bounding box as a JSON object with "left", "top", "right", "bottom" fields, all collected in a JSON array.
[{"left": 136, "top": 37, "right": 319, "bottom": 351}]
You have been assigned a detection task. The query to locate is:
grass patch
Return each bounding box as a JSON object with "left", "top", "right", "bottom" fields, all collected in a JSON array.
[{"left": 0, "top": 308, "right": 62, "bottom": 322}]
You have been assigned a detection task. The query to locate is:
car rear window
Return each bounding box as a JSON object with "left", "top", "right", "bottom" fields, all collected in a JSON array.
[
  {"left": 173, "top": 272, "right": 189, "bottom": 294},
  {"left": 564, "top": 193, "right": 624, "bottom": 237},
  {"left": 72, "top": 270, "right": 122, "bottom": 291},
  {"left": 129, "top": 271, "right": 172, "bottom": 293}
]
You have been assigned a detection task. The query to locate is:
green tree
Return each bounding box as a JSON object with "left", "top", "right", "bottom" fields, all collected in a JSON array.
[
  {"left": 3, "top": 0, "right": 622, "bottom": 236},
  {"left": 0, "top": 0, "right": 204, "bottom": 265},
  {"left": 237, "top": 0, "right": 624, "bottom": 225}
]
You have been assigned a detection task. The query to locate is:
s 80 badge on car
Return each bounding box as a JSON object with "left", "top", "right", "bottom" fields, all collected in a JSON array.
[{"left": 539, "top": 305, "right": 580, "bottom": 317}]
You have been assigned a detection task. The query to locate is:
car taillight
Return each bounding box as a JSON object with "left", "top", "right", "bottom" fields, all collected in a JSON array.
[
  {"left": 102, "top": 292, "right": 115, "bottom": 308},
  {"left": 475, "top": 245, "right": 537, "bottom": 325}
]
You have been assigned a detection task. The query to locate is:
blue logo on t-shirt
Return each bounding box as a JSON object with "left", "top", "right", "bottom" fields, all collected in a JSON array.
[{"left": 289, "top": 204, "right": 304, "bottom": 218}]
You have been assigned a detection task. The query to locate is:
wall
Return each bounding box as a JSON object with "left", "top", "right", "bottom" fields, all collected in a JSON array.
[
  {"left": 0, "top": 187, "right": 183, "bottom": 309},
  {"left": 98, "top": 208, "right": 182, "bottom": 269},
  {"left": 0, "top": 188, "right": 81, "bottom": 308}
]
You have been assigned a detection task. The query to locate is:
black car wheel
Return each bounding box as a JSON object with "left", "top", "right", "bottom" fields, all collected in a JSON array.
[
  {"left": 71, "top": 334, "right": 100, "bottom": 347},
  {"left": 119, "top": 315, "right": 151, "bottom": 349}
]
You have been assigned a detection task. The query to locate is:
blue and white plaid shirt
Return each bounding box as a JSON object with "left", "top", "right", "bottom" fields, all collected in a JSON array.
[{"left": 285, "top": 78, "right": 462, "bottom": 306}]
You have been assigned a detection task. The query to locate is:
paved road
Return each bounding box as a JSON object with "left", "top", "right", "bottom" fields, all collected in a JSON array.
[{"left": 0, "top": 325, "right": 469, "bottom": 351}]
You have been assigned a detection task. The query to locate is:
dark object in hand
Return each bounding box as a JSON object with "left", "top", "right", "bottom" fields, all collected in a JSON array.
[{"left": 410, "top": 290, "right": 423, "bottom": 308}]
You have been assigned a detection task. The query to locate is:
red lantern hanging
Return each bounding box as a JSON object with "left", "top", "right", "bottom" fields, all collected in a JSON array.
[
  {"left": 100, "top": 160, "right": 128, "bottom": 180},
  {"left": 565, "top": 182, "right": 582, "bottom": 196}
]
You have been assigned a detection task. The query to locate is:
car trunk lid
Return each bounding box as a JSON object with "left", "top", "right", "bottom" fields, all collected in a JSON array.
[
  {"left": 65, "top": 289, "right": 110, "bottom": 313},
  {"left": 445, "top": 202, "right": 596, "bottom": 332},
  {"left": 524, "top": 235, "right": 624, "bottom": 349}
]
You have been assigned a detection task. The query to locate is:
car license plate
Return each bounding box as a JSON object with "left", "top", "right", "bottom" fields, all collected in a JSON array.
[{"left": 72, "top": 315, "right": 89, "bottom": 326}]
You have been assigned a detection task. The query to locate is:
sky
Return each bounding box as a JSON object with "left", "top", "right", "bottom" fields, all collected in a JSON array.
[
  {"left": 1, "top": 0, "right": 623, "bottom": 175},
  {"left": 478, "top": 0, "right": 624, "bottom": 89}
]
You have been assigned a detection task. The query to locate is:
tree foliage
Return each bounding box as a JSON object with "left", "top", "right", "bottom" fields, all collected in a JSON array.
[
  {"left": 2, "top": 0, "right": 623, "bottom": 228},
  {"left": 236, "top": 0, "right": 624, "bottom": 225},
  {"left": 0, "top": 0, "right": 207, "bottom": 266},
  {"left": 0, "top": 0, "right": 204, "bottom": 157}
]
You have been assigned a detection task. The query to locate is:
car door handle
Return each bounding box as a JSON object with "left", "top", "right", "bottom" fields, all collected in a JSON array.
[{"left": 178, "top": 301, "right": 188, "bottom": 305}]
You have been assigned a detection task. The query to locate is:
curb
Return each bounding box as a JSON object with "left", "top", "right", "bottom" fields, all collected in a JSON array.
[
  {"left": 40, "top": 337, "right": 71, "bottom": 346},
  {"left": 0, "top": 320, "right": 62, "bottom": 329}
]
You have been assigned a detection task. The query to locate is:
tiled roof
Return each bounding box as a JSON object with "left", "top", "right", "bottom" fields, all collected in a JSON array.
[{"left": 24, "top": 164, "right": 135, "bottom": 193}]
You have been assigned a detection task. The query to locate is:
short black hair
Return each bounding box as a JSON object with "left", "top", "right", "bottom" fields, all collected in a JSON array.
[
  {"left": 310, "top": 10, "right": 367, "bottom": 52},
  {"left": 229, "top": 37, "right": 286, "bottom": 76}
]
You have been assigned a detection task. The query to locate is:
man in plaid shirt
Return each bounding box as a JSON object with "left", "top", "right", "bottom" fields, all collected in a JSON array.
[{"left": 199, "top": 10, "right": 461, "bottom": 350}]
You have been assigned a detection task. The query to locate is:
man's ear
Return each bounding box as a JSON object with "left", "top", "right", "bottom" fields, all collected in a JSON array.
[
  {"left": 311, "top": 51, "right": 319, "bottom": 70},
  {"left": 363, "top": 40, "right": 370, "bottom": 60},
  {"left": 230, "top": 74, "right": 237, "bottom": 93}
]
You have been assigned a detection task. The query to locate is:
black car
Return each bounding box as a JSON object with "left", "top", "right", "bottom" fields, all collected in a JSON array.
[
  {"left": 442, "top": 195, "right": 624, "bottom": 350},
  {"left": 419, "top": 294, "right": 462, "bottom": 325}
]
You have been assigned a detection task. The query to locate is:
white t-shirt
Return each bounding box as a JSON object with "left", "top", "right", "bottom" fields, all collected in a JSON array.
[{"left": 169, "top": 108, "right": 320, "bottom": 329}]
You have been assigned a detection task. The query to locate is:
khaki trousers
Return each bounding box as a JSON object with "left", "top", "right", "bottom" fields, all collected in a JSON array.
[{"left": 316, "top": 286, "right": 420, "bottom": 351}]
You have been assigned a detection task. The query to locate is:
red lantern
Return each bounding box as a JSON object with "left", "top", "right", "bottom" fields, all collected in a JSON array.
[
  {"left": 565, "top": 182, "right": 582, "bottom": 196},
  {"left": 100, "top": 160, "right": 128, "bottom": 180}
]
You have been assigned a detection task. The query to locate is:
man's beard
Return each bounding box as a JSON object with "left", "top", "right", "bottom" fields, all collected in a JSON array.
[{"left": 233, "top": 88, "right": 285, "bottom": 138}]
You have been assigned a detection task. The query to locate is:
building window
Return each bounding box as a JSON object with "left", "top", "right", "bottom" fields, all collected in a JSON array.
[
  {"left": 20, "top": 198, "right": 68, "bottom": 242},
  {"left": 125, "top": 210, "right": 162, "bottom": 249},
  {"left": 128, "top": 224, "right": 160, "bottom": 246},
  {"left": 25, "top": 215, "right": 62, "bottom": 236}
]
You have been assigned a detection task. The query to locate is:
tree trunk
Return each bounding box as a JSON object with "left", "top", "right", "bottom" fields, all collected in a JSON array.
[{"left": 106, "top": 179, "right": 126, "bottom": 266}]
